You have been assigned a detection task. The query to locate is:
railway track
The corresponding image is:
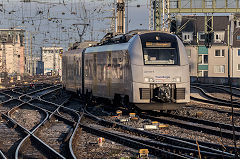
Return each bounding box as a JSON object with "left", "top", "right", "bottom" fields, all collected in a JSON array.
[
  {"left": 8, "top": 103, "right": 47, "bottom": 131},
  {"left": 82, "top": 107, "right": 236, "bottom": 158},
  {"left": 191, "top": 85, "right": 240, "bottom": 108},
  {"left": 139, "top": 111, "right": 240, "bottom": 140},
  {"left": 1, "top": 83, "right": 239, "bottom": 158},
  {"left": 34, "top": 115, "right": 74, "bottom": 157},
  {"left": 0, "top": 114, "right": 27, "bottom": 159},
  {"left": 0, "top": 84, "right": 78, "bottom": 158},
  {"left": 193, "top": 83, "right": 240, "bottom": 98}
]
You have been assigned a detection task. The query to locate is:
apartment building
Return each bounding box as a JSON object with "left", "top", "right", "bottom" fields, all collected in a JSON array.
[
  {"left": 41, "top": 47, "right": 63, "bottom": 76},
  {"left": 177, "top": 15, "right": 240, "bottom": 78},
  {"left": 0, "top": 29, "right": 25, "bottom": 76}
]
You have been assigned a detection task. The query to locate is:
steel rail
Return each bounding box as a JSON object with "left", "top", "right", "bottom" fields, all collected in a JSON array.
[
  {"left": 154, "top": 112, "right": 240, "bottom": 132},
  {"left": 68, "top": 110, "right": 84, "bottom": 159},
  {"left": 0, "top": 85, "right": 71, "bottom": 158},
  {"left": 0, "top": 150, "right": 7, "bottom": 159},
  {"left": 192, "top": 83, "right": 240, "bottom": 92},
  {"left": 191, "top": 85, "right": 240, "bottom": 107}
]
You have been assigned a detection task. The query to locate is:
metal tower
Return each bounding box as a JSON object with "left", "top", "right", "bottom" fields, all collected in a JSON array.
[
  {"left": 151, "top": 0, "right": 170, "bottom": 31},
  {"left": 116, "top": 0, "right": 125, "bottom": 34}
]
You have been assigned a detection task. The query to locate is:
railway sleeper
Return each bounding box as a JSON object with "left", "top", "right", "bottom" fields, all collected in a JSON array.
[
  {"left": 83, "top": 112, "right": 235, "bottom": 156},
  {"left": 140, "top": 114, "right": 240, "bottom": 140}
]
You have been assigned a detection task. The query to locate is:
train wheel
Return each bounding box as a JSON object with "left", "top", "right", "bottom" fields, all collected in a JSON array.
[
  {"left": 62, "top": 85, "right": 66, "bottom": 91},
  {"left": 113, "top": 94, "right": 121, "bottom": 106},
  {"left": 86, "top": 91, "right": 94, "bottom": 105},
  {"left": 122, "top": 95, "right": 130, "bottom": 107}
]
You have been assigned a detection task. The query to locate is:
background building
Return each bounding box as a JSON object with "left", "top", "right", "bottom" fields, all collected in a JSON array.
[
  {"left": 41, "top": 47, "right": 63, "bottom": 76},
  {"left": 32, "top": 56, "right": 44, "bottom": 75},
  {"left": 0, "top": 29, "right": 25, "bottom": 78},
  {"left": 175, "top": 15, "right": 240, "bottom": 78}
]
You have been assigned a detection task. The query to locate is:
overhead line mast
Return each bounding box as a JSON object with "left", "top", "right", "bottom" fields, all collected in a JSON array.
[{"left": 116, "top": 0, "right": 125, "bottom": 34}]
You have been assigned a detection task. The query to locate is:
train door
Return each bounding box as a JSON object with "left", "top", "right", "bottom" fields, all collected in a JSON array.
[
  {"left": 74, "top": 56, "right": 77, "bottom": 91},
  {"left": 92, "top": 54, "right": 97, "bottom": 94},
  {"left": 106, "top": 52, "right": 112, "bottom": 97}
]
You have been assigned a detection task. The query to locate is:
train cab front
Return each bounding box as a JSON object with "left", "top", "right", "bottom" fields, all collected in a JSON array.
[{"left": 129, "top": 31, "right": 190, "bottom": 111}]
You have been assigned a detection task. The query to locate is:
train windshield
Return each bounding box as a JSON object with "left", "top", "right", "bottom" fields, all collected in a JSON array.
[{"left": 143, "top": 42, "right": 178, "bottom": 65}]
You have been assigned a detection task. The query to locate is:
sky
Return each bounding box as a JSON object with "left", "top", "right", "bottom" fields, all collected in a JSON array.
[
  {"left": 0, "top": 0, "right": 149, "bottom": 56},
  {"left": 0, "top": 0, "right": 236, "bottom": 56}
]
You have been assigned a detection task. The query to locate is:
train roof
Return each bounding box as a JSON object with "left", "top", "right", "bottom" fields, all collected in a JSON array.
[
  {"left": 85, "top": 31, "right": 177, "bottom": 54},
  {"left": 98, "top": 30, "right": 175, "bottom": 46},
  {"left": 85, "top": 42, "right": 129, "bottom": 53},
  {"left": 63, "top": 48, "right": 84, "bottom": 55}
]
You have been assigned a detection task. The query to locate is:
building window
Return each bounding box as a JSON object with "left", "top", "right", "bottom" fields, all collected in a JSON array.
[
  {"left": 204, "top": 55, "right": 208, "bottom": 64},
  {"left": 236, "top": 20, "right": 240, "bottom": 28},
  {"left": 198, "top": 55, "right": 208, "bottom": 64},
  {"left": 214, "top": 31, "right": 225, "bottom": 43},
  {"left": 215, "top": 49, "right": 225, "bottom": 57},
  {"left": 186, "top": 49, "right": 191, "bottom": 57},
  {"left": 198, "top": 32, "right": 205, "bottom": 41},
  {"left": 237, "top": 35, "right": 240, "bottom": 40},
  {"left": 203, "top": 71, "right": 208, "bottom": 77},
  {"left": 214, "top": 65, "right": 225, "bottom": 73},
  {"left": 238, "top": 64, "right": 240, "bottom": 71},
  {"left": 182, "top": 32, "right": 193, "bottom": 42},
  {"left": 238, "top": 49, "right": 240, "bottom": 56},
  {"left": 197, "top": 70, "right": 208, "bottom": 77}
]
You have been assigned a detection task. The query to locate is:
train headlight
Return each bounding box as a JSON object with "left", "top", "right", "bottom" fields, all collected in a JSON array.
[
  {"left": 144, "top": 77, "right": 150, "bottom": 82},
  {"left": 173, "top": 77, "right": 181, "bottom": 82},
  {"left": 144, "top": 77, "right": 154, "bottom": 82}
]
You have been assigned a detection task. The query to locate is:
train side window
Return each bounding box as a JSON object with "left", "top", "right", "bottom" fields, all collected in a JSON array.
[
  {"left": 85, "top": 60, "right": 89, "bottom": 77},
  {"left": 112, "top": 58, "right": 118, "bottom": 79},
  {"left": 76, "top": 61, "right": 79, "bottom": 76},
  {"left": 89, "top": 59, "right": 93, "bottom": 79}
]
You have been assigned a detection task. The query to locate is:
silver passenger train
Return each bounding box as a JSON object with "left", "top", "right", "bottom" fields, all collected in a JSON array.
[{"left": 62, "top": 31, "right": 190, "bottom": 110}]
